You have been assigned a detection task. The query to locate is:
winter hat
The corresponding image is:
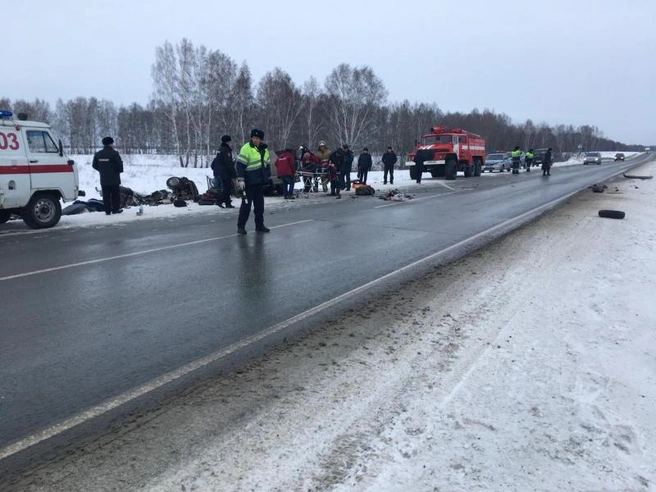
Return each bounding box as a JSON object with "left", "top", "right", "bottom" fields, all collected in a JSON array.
[
  {"left": 363, "top": 147, "right": 369, "bottom": 152},
  {"left": 221, "top": 135, "right": 232, "bottom": 143},
  {"left": 250, "top": 128, "right": 264, "bottom": 139},
  {"left": 318, "top": 141, "right": 327, "bottom": 147},
  {"left": 102, "top": 136, "right": 114, "bottom": 146}
]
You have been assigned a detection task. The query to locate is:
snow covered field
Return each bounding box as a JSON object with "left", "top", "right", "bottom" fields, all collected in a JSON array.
[
  {"left": 17, "top": 158, "right": 655, "bottom": 491},
  {"left": 49, "top": 151, "right": 639, "bottom": 229}
]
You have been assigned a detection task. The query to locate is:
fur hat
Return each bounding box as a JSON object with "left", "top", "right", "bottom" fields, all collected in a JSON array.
[
  {"left": 221, "top": 135, "right": 231, "bottom": 143},
  {"left": 250, "top": 128, "right": 264, "bottom": 139},
  {"left": 102, "top": 136, "right": 114, "bottom": 146}
]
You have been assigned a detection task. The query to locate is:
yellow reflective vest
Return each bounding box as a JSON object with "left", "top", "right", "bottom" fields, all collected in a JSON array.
[{"left": 236, "top": 141, "right": 271, "bottom": 186}]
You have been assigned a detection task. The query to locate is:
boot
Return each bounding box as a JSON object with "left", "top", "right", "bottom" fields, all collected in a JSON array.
[
  {"left": 237, "top": 227, "right": 247, "bottom": 235},
  {"left": 255, "top": 225, "right": 270, "bottom": 233}
]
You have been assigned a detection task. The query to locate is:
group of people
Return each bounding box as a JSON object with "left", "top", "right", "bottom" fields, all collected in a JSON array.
[
  {"left": 511, "top": 146, "right": 553, "bottom": 176},
  {"left": 95, "top": 130, "right": 555, "bottom": 236}
]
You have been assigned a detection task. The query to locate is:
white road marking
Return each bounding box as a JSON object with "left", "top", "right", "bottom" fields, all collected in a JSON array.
[
  {"left": 0, "top": 220, "right": 313, "bottom": 283},
  {"left": 0, "top": 193, "right": 580, "bottom": 461}
]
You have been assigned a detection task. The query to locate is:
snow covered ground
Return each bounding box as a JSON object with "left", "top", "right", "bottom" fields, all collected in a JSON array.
[
  {"left": 48, "top": 151, "right": 638, "bottom": 229},
  {"left": 16, "top": 158, "right": 655, "bottom": 491}
]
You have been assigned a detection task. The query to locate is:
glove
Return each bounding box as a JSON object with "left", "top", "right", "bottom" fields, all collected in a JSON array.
[{"left": 235, "top": 179, "right": 245, "bottom": 193}]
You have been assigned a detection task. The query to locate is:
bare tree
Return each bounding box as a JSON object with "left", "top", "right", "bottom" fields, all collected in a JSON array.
[
  {"left": 324, "top": 64, "right": 388, "bottom": 149},
  {"left": 256, "top": 68, "right": 304, "bottom": 150}
]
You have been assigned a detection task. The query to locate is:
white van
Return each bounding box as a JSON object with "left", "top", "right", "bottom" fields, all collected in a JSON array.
[{"left": 0, "top": 110, "right": 79, "bottom": 228}]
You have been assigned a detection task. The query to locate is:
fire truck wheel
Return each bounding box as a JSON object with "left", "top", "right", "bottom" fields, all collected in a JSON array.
[
  {"left": 473, "top": 160, "right": 482, "bottom": 177},
  {"left": 0, "top": 210, "right": 10, "bottom": 224},
  {"left": 22, "top": 193, "right": 62, "bottom": 229},
  {"left": 445, "top": 159, "right": 457, "bottom": 180},
  {"left": 464, "top": 165, "right": 473, "bottom": 178}
]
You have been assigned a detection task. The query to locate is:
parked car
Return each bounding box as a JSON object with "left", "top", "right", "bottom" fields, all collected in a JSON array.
[
  {"left": 483, "top": 152, "right": 512, "bottom": 172},
  {"left": 614, "top": 153, "right": 625, "bottom": 161},
  {"left": 583, "top": 152, "right": 602, "bottom": 165}
]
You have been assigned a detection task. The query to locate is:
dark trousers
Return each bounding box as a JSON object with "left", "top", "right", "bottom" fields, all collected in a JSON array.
[
  {"left": 340, "top": 164, "right": 351, "bottom": 190},
  {"left": 219, "top": 177, "right": 232, "bottom": 206},
  {"left": 415, "top": 162, "right": 424, "bottom": 183},
  {"left": 384, "top": 165, "right": 394, "bottom": 184},
  {"left": 101, "top": 184, "right": 121, "bottom": 213},
  {"left": 238, "top": 184, "right": 265, "bottom": 228},
  {"left": 357, "top": 169, "right": 368, "bottom": 184},
  {"left": 280, "top": 175, "right": 294, "bottom": 197},
  {"left": 330, "top": 179, "right": 341, "bottom": 196}
]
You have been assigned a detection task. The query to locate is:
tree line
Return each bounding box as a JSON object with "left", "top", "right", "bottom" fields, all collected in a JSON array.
[{"left": 1, "top": 39, "right": 644, "bottom": 168}]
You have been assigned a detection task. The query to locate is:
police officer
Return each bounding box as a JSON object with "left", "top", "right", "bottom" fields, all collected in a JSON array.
[
  {"left": 92, "top": 136, "right": 124, "bottom": 215},
  {"left": 211, "top": 135, "right": 236, "bottom": 208},
  {"left": 235, "top": 129, "right": 271, "bottom": 234},
  {"left": 511, "top": 146, "right": 522, "bottom": 174},
  {"left": 382, "top": 146, "right": 398, "bottom": 184},
  {"left": 524, "top": 148, "right": 534, "bottom": 172}
]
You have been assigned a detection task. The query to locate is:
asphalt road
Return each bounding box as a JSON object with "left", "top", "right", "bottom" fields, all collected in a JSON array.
[{"left": 0, "top": 155, "right": 651, "bottom": 463}]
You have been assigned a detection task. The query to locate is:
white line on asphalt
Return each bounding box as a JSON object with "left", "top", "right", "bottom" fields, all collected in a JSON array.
[
  {"left": 0, "top": 192, "right": 579, "bottom": 461},
  {"left": 0, "top": 220, "right": 313, "bottom": 283}
]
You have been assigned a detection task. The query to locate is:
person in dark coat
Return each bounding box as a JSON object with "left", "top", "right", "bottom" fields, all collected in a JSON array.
[
  {"left": 211, "top": 135, "right": 236, "bottom": 208},
  {"left": 328, "top": 147, "right": 345, "bottom": 196},
  {"left": 357, "top": 147, "right": 372, "bottom": 185},
  {"left": 381, "top": 146, "right": 398, "bottom": 185},
  {"left": 92, "top": 136, "right": 124, "bottom": 215},
  {"left": 341, "top": 144, "right": 354, "bottom": 190},
  {"left": 542, "top": 148, "right": 553, "bottom": 176}
]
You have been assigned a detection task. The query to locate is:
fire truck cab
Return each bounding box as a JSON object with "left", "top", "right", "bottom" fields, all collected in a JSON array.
[
  {"left": 406, "top": 126, "right": 486, "bottom": 180},
  {"left": 0, "top": 110, "right": 79, "bottom": 229}
]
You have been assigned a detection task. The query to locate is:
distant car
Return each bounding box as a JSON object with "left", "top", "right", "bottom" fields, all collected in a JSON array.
[
  {"left": 583, "top": 152, "right": 602, "bottom": 165},
  {"left": 483, "top": 152, "right": 512, "bottom": 172},
  {"left": 614, "top": 153, "right": 625, "bottom": 161}
]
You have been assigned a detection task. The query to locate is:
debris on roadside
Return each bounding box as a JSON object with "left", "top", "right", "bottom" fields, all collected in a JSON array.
[
  {"left": 378, "top": 189, "right": 414, "bottom": 201},
  {"left": 589, "top": 183, "right": 607, "bottom": 193},
  {"left": 623, "top": 173, "right": 653, "bottom": 180}
]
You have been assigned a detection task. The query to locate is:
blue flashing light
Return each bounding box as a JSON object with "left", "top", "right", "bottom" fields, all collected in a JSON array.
[{"left": 0, "top": 110, "right": 13, "bottom": 118}]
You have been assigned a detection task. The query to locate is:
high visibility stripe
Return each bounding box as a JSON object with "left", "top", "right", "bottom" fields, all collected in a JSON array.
[{"left": 0, "top": 165, "right": 73, "bottom": 174}]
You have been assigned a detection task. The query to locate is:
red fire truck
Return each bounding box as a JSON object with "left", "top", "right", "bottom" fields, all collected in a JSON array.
[{"left": 406, "top": 126, "right": 486, "bottom": 180}]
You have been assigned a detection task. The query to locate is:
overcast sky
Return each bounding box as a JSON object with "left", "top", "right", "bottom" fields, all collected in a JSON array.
[{"left": 3, "top": 0, "right": 655, "bottom": 145}]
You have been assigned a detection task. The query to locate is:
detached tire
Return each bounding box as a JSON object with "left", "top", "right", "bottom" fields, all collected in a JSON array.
[
  {"left": 598, "top": 210, "right": 625, "bottom": 219},
  {"left": 0, "top": 210, "right": 10, "bottom": 224},
  {"left": 22, "top": 193, "right": 62, "bottom": 229}
]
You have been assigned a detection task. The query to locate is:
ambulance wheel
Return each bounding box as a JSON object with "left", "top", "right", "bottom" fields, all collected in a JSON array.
[
  {"left": 22, "top": 193, "right": 62, "bottom": 229},
  {"left": 0, "top": 210, "right": 10, "bottom": 224}
]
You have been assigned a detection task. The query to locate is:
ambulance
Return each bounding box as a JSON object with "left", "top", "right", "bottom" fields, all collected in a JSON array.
[{"left": 0, "top": 110, "right": 80, "bottom": 228}]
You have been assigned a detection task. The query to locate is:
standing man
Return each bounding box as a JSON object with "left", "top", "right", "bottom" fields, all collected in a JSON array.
[
  {"left": 542, "top": 148, "right": 553, "bottom": 176},
  {"left": 211, "top": 135, "right": 236, "bottom": 208},
  {"left": 511, "top": 146, "right": 522, "bottom": 174},
  {"left": 92, "top": 136, "right": 124, "bottom": 215},
  {"left": 524, "top": 148, "right": 534, "bottom": 172},
  {"left": 357, "top": 147, "right": 372, "bottom": 184},
  {"left": 328, "top": 146, "right": 345, "bottom": 196},
  {"left": 235, "top": 129, "right": 271, "bottom": 234},
  {"left": 382, "top": 146, "right": 398, "bottom": 185},
  {"left": 341, "top": 144, "right": 354, "bottom": 191}
]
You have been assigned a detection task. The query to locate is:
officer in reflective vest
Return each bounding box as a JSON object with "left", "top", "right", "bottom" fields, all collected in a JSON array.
[
  {"left": 235, "top": 128, "right": 271, "bottom": 234},
  {"left": 524, "top": 149, "right": 534, "bottom": 172},
  {"left": 511, "top": 146, "right": 522, "bottom": 174}
]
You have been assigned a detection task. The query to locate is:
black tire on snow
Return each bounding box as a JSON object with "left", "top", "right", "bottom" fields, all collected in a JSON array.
[
  {"left": 0, "top": 210, "right": 10, "bottom": 224},
  {"left": 22, "top": 193, "right": 62, "bottom": 229},
  {"left": 598, "top": 210, "right": 625, "bottom": 219},
  {"left": 464, "top": 164, "right": 473, "bottom": 178},
  {"left": 445, "top": 159, "right": 457, "bottom": 180},
  {"left": 409, "top": 167, "right": 417, "bottom": 180}
]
